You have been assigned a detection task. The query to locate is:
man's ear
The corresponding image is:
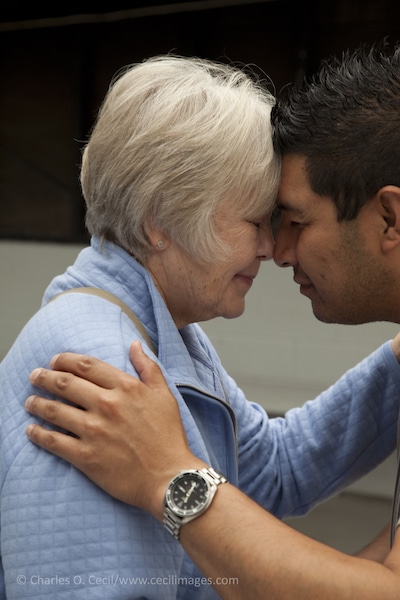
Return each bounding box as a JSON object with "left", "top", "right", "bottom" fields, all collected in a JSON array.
[{"left": 379, "top": 186, "right": 400, "bottom": 253}]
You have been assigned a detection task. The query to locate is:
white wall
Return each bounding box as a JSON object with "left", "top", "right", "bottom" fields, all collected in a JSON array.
[
  {"left": 0, "top": 240, "right": 86, "bottom": 358},
  {"left": 1, "top": 240, "right": 397, "bottom": 497}
]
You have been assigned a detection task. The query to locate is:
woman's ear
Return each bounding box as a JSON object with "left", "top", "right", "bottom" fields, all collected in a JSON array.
[
  {"left": 379, "top": 186, "right": 400, "bottom": 253},
  {"left": 143, "top": 221, "right": 170, "bottom": 251}
]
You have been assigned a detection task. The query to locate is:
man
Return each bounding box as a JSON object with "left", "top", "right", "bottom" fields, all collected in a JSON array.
[{"left": 24, "top": 42, "right": 400, "bottom": 598}]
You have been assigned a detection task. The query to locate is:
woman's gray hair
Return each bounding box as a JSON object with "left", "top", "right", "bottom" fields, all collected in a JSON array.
[{"left": 81, "top": 55, "right": 280, "bottom": 264}]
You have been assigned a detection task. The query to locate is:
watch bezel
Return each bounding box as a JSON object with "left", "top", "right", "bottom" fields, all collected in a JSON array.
[{"left": 165, "top": 469, "right": 215, "bottom": 518}]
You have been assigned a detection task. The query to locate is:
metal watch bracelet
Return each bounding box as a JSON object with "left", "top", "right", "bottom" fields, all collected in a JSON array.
[{"left": 163, "top": 467, "right": 227, "bottom": 540}]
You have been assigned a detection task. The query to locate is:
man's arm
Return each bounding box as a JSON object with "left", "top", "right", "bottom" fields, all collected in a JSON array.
[
  {"left": 392, "top": 334, "right": 400, "bottom": 360},
  {"left": 356, "top": 523, "right": 391, "bottom": 563},
  {"left": 178, "top": 482, "right": 400, "bottom": 600},
  {"left": 25, "top": 342, "right": 400, "bottom": 599},
  {"left": 28, "top": 334, "right": 400, "bottom": 519}
]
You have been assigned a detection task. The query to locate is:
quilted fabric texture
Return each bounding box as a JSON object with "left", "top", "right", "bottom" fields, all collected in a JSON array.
[{"left": 1, "top": 237, "right": 400, "bottom": 599}]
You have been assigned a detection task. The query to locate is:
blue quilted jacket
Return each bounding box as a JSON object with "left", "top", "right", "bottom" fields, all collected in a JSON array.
[{"left": 1, "top": 237, "right": 399, "bottom": 599}]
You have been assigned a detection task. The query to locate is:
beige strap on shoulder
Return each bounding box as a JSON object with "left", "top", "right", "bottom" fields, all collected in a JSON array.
[{"left": 50, "top": 286, "right": 157, "bottom": 355}]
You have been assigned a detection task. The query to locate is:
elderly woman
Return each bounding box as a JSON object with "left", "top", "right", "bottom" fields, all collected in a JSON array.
[{"left": 1, "top": 55, "right": 400, "bottom": 600}]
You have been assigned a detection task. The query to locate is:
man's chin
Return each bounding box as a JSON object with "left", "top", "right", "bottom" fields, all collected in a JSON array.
[
  {"left": 311, "top": 308, "right": 336, "bottom": 324},
  {"left": 311, "top": 304, "right": 372, "bottom": 326},
  {"left": 309, "top": 297, "right": 347, "bottom": 325}
]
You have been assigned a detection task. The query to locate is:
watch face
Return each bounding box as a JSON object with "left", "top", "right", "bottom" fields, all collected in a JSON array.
[{"left": 167, "top": 472, "right": 210, "bottom": 517}]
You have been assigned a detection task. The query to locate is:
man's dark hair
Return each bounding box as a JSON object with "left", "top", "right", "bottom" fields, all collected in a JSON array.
[{"left": 271, "top": 40, "right": 400, "bottom": 220}]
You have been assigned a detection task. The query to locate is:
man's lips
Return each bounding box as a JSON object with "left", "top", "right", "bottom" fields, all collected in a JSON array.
[
  {"left": 299, "top": 284, "right": 314, "bottom": 296},
  {"left": 293, "top": 276, "right": 314, "bottom": 295}
]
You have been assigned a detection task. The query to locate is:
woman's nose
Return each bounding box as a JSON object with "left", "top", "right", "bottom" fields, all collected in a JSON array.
[
  {"left": 258, "top": 228, "right": 275, "bottom": 261},
  {"left": 273, "top": 227, "right": 297, "bottom": 268}
]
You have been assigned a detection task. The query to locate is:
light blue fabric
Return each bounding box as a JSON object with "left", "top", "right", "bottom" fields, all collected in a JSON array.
[{"left": 1, "top": 237, "right": 399, "bottom": 599}]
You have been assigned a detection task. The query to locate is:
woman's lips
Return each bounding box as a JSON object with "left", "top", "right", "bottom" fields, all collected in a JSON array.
[{"left": 236, "top": 273, "right": 255, "bottom": 287}]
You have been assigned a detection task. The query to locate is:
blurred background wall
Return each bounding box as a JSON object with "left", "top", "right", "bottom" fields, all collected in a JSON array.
[{"left": 1, "top": 0, "right": 399, "bottom": 499}]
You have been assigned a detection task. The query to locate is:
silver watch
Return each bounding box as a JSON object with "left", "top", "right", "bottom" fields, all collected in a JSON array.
[{"left": 163, "top": 467, "right": 227, "bottom": 540}]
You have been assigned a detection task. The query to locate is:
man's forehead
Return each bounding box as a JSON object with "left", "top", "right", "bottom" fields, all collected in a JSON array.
[
  {"left": 277, "top": 185, "right": 340, "bottom": 223},
  {"left": 277, "top": 155, "right": 313, "bottom": 211},
  {"left": 278, "top": 155, "right": 341, "bottom": 218}
]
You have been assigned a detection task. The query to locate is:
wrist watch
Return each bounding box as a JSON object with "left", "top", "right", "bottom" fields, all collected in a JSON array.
[{"left": 163, "top": 467, "right": 227, "bottom": 540}]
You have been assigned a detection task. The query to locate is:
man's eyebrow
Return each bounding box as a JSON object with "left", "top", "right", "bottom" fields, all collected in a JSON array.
[{"left": 276, "top": 200, "right": 304, "bottom": 215}]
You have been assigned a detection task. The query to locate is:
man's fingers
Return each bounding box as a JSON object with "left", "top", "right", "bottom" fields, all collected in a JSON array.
[
  {"left": 26, "top": 422, "right": 83, "bottom": 467},
  {"left": 29, "top": 367, "right": 105, "bottom": 410},
  {"left": 30, "top": 351, "right": 145, "bottom": 407},
  {"left": 49, "top": 352, "right": 129, "bottom": 389},
  {"left": 25, "top": 395, "right": 84, "bottom": 436},
  {"left": 38, "top": 346, "right": 167, "bottom": 399},
  {"left": 129, "top": 341, "right": 169, "bottom": 391}
]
